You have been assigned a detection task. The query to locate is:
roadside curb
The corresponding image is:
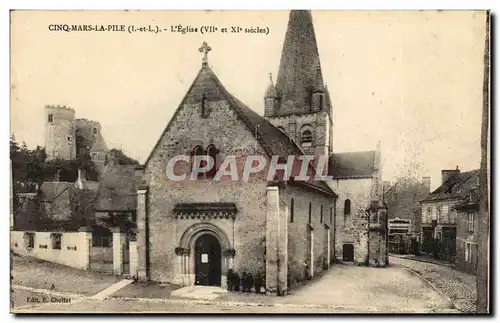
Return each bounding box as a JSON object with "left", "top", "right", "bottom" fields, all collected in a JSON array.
[
  {"left": 394, "top": 264, "right": 457, "bottom": 311},
  {"left": 389, "top": 254, "right": 455, "bottom": 268}
]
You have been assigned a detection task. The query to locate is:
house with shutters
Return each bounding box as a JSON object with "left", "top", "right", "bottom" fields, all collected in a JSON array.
[
  {"left": 419, "top": 167, "right": 480, "bottom": 264},
  {"left": 454, "top": 185, "right": 480, "bottom": 274}
]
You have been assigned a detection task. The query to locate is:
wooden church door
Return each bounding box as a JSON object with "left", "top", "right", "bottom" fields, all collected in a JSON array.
[{"left": 194, "top": 234, "right": 222, "bottom": 286}]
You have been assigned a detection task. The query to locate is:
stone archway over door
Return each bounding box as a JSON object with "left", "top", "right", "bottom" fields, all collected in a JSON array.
[
  {"left": 194, "top": 233, "right": 222, "bottom": 286},
  {"left": 177, "top": 222, "right": 232, "bottom": 287}
]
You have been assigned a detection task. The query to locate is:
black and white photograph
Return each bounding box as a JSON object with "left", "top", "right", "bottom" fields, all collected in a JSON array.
[{"left": 9, "top": 9, "right": 491, "bottom": 314}]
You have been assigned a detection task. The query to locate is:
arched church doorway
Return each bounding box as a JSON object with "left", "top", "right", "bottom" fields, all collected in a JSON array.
[{"left": 194, "top": 234, "right": 222, "bottom": 286}]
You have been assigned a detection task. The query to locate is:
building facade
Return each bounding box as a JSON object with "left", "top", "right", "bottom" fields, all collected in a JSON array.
[
  {"left": 384, "top": 176, "right": 431, "bottom": 253},
  {"left": 135, "top": 10, "right": 388, "bottom": 294},
  {"left": 419, "top": 167, "right": 479, "bottom": 263},
  {"left": 44, "top": 106, "right": 110, "bottom": 176},
  {"left": 454, "top": 189, "right": 479, "bottom": 274}
]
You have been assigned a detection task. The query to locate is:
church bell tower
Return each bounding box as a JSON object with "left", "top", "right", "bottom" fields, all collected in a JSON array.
[{"left": 264, "top": 10, "right": 334, "bottom": 158}]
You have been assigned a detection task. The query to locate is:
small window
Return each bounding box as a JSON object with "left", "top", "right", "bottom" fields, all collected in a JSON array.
[
  {"left": 301, "top": 130, "right": 313, "bottom": 147},
  {"left": 290, "top": 198, "right": 294, "bottom": 223},
  {"left": 465, "top": 242, "right": 472, "bottom": 263},
  {"left": 24, "top": 232, "right": 35, "bottom": 248},
  {"left": 93, "top": 128, "right": 97, "bottom": 134},
  {"left": 468, "top": 213, "right": 474, "bottom": 232},
  {"left": 206, "top": 145, "right": 218, "bottom": 178},
  {"left": 201, "top": 97, "right": 209, "bottom": 117},
  {"left": 51, "top": 233, "right": 62, "bottom": 250},
  {"left": 344, "top": 199, "right": 351, "bottom": 216},
  {"left": 318, "top": 95, "right": 323, "bottom": 110},
  {"left": 192, "top": 146, "right": 205, "bottom": 179},
  {"left": 48, "top": 114, "right": 53, "bottom": 122},
  {"left": 320, "top": 205, "right": 323, "bottom": 224},
  {"left": 450, "top": 209, "right": 457, "bottom": 224},
  {"left": 67, "top": 136, "right": 72, "bottom": 141}
]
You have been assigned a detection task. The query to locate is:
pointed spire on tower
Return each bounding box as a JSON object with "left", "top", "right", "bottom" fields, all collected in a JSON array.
[
  {"left": 265, "top": 72, "right": 277, "bottom": 98},
  {"left": 275, "top": 10, "right": 323, "bottom": 114}
]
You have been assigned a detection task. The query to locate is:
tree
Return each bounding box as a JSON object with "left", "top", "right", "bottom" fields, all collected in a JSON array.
[
  {"left": 98, "top": 210, "right": 136, "bottom": 232},
  {"left": 109, "top": 148, "right": 139, "bottom": 165}
]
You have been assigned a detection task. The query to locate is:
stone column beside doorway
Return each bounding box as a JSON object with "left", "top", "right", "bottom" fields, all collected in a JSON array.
[
  {"left": 265, "top": 185, "right": 288, "bottom": 296},
  {"left": 136, "top": 187, "right": 148, "bottom": 282}
]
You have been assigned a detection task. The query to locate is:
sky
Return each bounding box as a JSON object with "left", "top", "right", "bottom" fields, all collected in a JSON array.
[{"left": 10, "top": 10, "right": 488, "bottom": 190}]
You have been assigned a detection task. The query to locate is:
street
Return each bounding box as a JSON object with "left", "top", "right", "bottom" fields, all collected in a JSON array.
[{"left": 11, "top": 256, "right": 461, "bottom": 314}]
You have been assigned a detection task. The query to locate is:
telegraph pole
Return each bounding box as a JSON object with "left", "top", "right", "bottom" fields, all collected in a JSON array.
[{"left": 476, "top": 10, "right": 490, "bottom": 314}]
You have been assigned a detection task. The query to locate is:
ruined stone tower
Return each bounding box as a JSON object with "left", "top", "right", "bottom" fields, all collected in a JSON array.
[
  {"left": 44, "top": 106, "right": 110, "bottom": 176},
  {"left": 75, "top": 118, "right": 102, "bottom": 157},
  {"left": 44, "top": 105, "right": 77, "bottom": 161}
]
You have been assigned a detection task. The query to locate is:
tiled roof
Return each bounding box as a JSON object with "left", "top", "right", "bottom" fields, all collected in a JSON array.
[
  {"left": 225, "top": 92, "right": 303, "bottom": 159},
  {"left": 328, "top": 151, "right": 376, "bottom": 179},
  {"left": 209, "top": 66, "right": 334, "bottom": 196},
  {"left": 90, "top": 133, "right": 109, "bottom": 152},
  {"left": 40, "top": 182, "right": 73, "bottom": 203},
  {"left": 144, "top": 62, "right": 334, "bottom": 196},
  {"left": 95, "top": 164, "right": 142, "bottom": 211},
  {"left": 39, "top": 181, "right": 100, "bottom": 217},
  {"left": 421, "top": 170, "right": 480, "bottom": 203}
]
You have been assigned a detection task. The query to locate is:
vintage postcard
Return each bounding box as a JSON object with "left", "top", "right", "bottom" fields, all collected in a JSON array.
[{"left": 9, "top": 10, "right": 490, "bottom": 314}]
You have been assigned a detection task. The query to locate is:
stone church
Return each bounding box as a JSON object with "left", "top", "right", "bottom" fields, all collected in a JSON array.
[{"left": 136, "top": 10, "right": 387, "bottom": 295}]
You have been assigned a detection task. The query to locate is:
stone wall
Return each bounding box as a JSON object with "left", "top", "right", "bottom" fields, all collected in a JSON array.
[
  {"left": 143, "top": 91, "right": 271, "bottom": 283},
  {"left": 141, "top": 66, "right": 336, "bottom": 287},
  {"left": 328, "top": 177, "right": 373, "bottom": 261},
  {"left": 266, "top": 111, "right": 331, "bottom": 156},
  {"left": 44, "top": 105, "right": 76, "bottom": 161},
  {"left": 455, "top": 209, "right": 479, "bottom": 274},
  {"left": 280, "top": 183, "right": 334, "bottom": 286},
  {"left": 11, "top": 230, "right": 91, "bottom": 270},
  {"left": 368, "top": 208, "right": 388, "bottom": 267},
  {"left": 75, "top": 118, "right": 101, "bottom": 158}
]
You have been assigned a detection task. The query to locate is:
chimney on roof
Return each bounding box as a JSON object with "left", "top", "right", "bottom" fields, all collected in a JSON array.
[{"left": 441, "top": 166, "right": 460, "bottom": 185}]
